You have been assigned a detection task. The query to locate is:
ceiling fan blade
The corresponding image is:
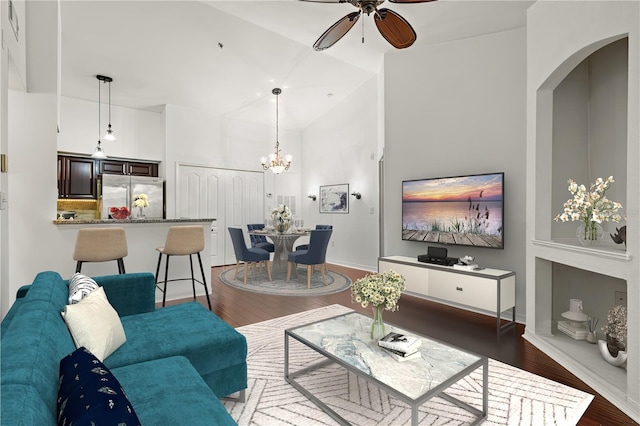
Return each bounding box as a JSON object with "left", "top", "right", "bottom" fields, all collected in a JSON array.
[
  {"left": 388, "top": 0, "right": 437, "bottom": 3},
  {"left": 299, "top": 0, "right": 349, "bottom": 2},
  {"left": 313, "top": 12, "right": 360, "bottom": 51},
  {"left": 374, "top": 8, "right": 417, "bottom": 49}
]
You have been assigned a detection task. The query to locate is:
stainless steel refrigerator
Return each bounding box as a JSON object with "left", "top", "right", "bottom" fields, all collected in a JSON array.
[{"left": 101, "top": 175, "right": 164, "bottom": 219}]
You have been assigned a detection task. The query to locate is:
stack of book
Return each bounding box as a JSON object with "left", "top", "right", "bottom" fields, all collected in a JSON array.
[
  {"left": 378, "top": 332, "right": 422, "bottom": 362},
  {"left": 557, "top": 320, "right": 588, "bottom": 340}
]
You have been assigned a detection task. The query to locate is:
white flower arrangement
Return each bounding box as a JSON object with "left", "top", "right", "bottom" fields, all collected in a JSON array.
[
  {"left": 554, "top": 176, "right": 623, "bottom": 225},
  {"left": 601, "top": 305, "right": 627, "bottom": 345},
  {"left": 351, "top": 270, "right": 406, "bottom": 311},
  {"left": 132, "top": 194, "right": 149, "bottom": 208},
  {"left": 271, "top": 204, "right": 292, "bottom": 224}
]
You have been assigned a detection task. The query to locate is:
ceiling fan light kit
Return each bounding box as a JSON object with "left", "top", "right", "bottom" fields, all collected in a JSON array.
[{"left": 303, "top": 0, "right": 436, "bottom": 51}]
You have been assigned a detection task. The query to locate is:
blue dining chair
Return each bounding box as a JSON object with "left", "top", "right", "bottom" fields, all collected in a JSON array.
[
  {"left": 286, "top": 229, "right": 333, "bottom": 289},
  {"left": 295, "top": 225, "right": 332, "bottom": 252},
  {"left": 246, "top": 224, "right": 275, "bottom": 253},
  {"left": 228, "top": 227, "right": 272, "bottom": 284}
]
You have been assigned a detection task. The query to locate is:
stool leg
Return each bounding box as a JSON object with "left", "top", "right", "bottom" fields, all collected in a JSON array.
[
  {"left": 189, "top": 254, "right": 196, "bottom": 301},
  {"left": 197, "top": 252, "right": 212, "bottom": 311},
  {"left": 117, "top": 258, "right": 126, "bottom": 274},
  {"left": 162, "top": 255, "right": 170, "bottom": 307},
  {"left": 154, "top": 252, "right": 163, "bottom": 284},
  {"left": 76, "top": 262, "right": 82, "bottom": 273}
]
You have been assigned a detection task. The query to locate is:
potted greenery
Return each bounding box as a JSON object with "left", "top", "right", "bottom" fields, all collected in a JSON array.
[{"left": 598, "top": 305, "right": 627, "bottom": 367}]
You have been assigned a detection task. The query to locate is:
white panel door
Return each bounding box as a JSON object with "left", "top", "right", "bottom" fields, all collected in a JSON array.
[{"left": 176, "top": 164, "right": 264, "bottom": 267}]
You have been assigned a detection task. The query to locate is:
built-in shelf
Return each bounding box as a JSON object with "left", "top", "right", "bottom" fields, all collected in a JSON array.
[
  {"left": 527, "top": 19, "right": 637, "bottom": 421},
  {"left": 533, "top": 239, "right": 628, "bottom": 259},
  {"left": 523, "top": 330, "right": 632, "bottom": 414},
  {"left": 532, "top": 239, "right": 630, "bottom": 280}
]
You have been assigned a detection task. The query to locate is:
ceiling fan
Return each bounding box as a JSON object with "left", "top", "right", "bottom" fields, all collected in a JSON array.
[{"left": 301, "top": 0, "right": 437, "bottom": 51}]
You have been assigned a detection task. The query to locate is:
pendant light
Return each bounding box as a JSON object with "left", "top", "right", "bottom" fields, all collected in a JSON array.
[
  {"left": 260, "top": 88, "right": 292, "bottom": 174},
  {"left": 102, "top": 75, "right": 116, "bottom": 141},
  {"left": 91, "top": 75, "right": 107, "bottom": 159}
]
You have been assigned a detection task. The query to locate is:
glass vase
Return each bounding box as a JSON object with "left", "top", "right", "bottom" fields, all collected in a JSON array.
[
  {"left": 576, "top": 222, "right": 603, "bottom": 246},
  {"left": 136, "top": 206, "right": 146, "bottom": 219},
  {"left": 371, "top": 305, "right": 385, "bottom": 340},
  {"left": 275, "top": 222, "right": 289, "bottom": 234}
]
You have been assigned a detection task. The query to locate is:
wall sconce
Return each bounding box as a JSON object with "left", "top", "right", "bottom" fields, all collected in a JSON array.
[
  {"left": 351, "top": 192, "right": 362, "bottom": 200},
  {"left": 308, "top": 194, "right": 317, "bottom": 201}
]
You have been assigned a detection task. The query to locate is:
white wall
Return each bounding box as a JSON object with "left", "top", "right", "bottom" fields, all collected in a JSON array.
[
  {"left": 7, "top": 91, "right": 59, "bottom": 293},
  {"left": 163, "top": 104, "right": 301, "bottom": 219},
  {"left": 383, "top": 27, "right": 527, "bottom": 320},
  {"left": 301, "top": 77, "right": 380, "bottom": 272},
  {"left": 58, "top": 96, "right": 164, "bottom": 161}
]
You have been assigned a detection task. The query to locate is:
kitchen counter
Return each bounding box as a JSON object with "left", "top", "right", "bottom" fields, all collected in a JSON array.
[
  {"left": 53, "top": 218, "right": 216, "bottom": 304},
  {"left": 53, "top": 218, "right": 215, "bottom": 225}
]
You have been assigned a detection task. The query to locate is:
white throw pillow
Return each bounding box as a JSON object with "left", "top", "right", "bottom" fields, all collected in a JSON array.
[
  {"left": 62, "top": 286, "right": 126, "bottom": 362},
  {"left": 67, "top": 273, "right": 99, "bottom": 305}
]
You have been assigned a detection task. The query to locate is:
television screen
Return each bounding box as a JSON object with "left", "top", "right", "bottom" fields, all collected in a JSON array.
[{"left": 402, "top": 172, "right": 504, "bottom": 249}]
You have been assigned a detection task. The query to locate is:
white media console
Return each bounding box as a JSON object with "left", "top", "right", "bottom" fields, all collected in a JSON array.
[{"left": 378, "top": 255, "right": 516, "bottom": 332}]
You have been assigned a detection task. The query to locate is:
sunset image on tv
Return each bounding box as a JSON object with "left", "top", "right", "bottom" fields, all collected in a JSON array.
[{"left": 402, "top": 173, "right": 504, "bottom": 248}]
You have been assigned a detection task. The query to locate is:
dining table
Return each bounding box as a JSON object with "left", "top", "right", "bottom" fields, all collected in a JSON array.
[{"left": 249, "top": 229, "right": 310, "bottom": 272}]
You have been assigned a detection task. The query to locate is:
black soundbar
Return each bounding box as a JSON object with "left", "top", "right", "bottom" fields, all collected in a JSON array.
[
  {"left": 417, "top": 246, "right": 458, "bottom": 266},
  {"left": 417, "top": 255, "right": 458, "bottom": 266}
]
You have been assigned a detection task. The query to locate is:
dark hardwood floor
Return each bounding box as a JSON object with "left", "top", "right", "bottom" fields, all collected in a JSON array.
[{"left": 165, "top": 264, "right": 637, "bottom": 426}]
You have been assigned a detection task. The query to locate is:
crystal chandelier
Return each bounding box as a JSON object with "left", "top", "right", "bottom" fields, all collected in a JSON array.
[{"left": 261, "top": 88, "right": 291, "bottom": 174}]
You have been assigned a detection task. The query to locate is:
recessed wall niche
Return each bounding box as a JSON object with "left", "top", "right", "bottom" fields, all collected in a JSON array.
[
  {"left": 552, "top": 262, "right": 627, "bottom": 333},
  {"left": 551, "top": 38, "right": 628, "bottom": 240}
]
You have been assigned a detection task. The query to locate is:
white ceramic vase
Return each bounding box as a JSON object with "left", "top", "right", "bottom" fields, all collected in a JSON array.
[{"left": 597, "top": 339, "right": 627, "bottom": 367}]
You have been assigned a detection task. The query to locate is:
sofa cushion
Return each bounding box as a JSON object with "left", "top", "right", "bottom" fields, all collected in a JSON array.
[
  {"left": 57, "top": 347, "right": 141, "bottom": 426},
  {"left": 92, "top": 273, "right": 156, "bottom": 317},
  {"left": 105, "top": 302, "right": 247, "bottom": 395},
  {"left": 62, "top": 286, "right": 127, "bottom": 362},
  {"left": 112, "top": 356, "right": 236, "bottom": 426},
  {"left": 1, "top": 300, "right": 76, "bottom": 422},
  {"left": 0, "top": 383, "right": 54, "bottom": 425},
  {"left": 67, "top": 273, "right": 99, "bottom": 304}
]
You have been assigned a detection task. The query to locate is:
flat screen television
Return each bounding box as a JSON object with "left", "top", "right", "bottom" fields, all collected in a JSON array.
[{"left": 402, "top": 172, "right": 504, "bottom": 249}]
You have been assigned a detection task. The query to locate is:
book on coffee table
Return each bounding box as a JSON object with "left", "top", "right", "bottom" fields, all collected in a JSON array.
[
  {"left": 378, "top": 332, "right": 422, "bottom": 354},
  {"left": 380, "top": 346, "right": 422, "bottom": 362}
]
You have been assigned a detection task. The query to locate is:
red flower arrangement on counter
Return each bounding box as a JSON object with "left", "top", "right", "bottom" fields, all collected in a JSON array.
[{"left": 109, "top": 206, "right": 131, "bottom": 220}]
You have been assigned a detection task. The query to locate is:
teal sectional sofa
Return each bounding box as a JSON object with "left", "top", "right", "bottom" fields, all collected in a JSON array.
[{"left": 1, "top": 271, "right": 247, "bottom": 425}]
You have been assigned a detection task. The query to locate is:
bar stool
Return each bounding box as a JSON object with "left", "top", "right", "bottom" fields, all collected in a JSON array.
[
  {"left": 155, "top": 225, "right": 212, "bottom": 310},
  {"left": 73, "top": 227, "right": 128, "bottom": 274}
]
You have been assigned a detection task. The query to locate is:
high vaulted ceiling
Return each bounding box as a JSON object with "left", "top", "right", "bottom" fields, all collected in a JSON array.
[{"left": 58, "top": 0, "right": 532, "bottom": 131}]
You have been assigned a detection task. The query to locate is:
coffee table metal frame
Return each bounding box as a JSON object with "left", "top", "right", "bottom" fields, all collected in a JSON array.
[{"left": 284, "top": 312, "right": 488, "bottom": 426}]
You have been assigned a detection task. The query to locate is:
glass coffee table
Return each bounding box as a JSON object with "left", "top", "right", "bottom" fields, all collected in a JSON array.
[{"left": 284, "top": 312, "right": 488, "bottom": 425}]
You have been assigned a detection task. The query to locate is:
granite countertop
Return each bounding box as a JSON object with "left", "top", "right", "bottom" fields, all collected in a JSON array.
[{"left": 53, "top": 218, "right": 216, "bottom": 225}]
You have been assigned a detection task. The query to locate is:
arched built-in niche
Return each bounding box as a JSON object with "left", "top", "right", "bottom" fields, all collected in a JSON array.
[
  {"left": 527, "top": 34, "right": 635, "bottom": 420},
  {"left": 534, "top": 34, "right": 629, "bottom": 242}
]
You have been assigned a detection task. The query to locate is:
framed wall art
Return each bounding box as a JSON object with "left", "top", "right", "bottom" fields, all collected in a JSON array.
[{"left": 320, "top": 184, "right": 349, "bottom": 213}]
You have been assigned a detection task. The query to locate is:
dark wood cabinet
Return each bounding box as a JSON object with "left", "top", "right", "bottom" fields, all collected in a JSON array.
[
  {"left": 99, "top": 160, "right": 126, "bottom": 175},
  {"left": 58, "top": 155, "right": 98, "bottom": 199},
  {"left": 58, "top": 154, "right": 160, "bottom": 199},
  {"left": 99, "top": 159, "right": 158, "bottom": 177}
]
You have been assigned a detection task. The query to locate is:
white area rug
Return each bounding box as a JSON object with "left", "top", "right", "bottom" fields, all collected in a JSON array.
[
  {"left": 220, "top": 267, "right": 352, "bottom": 296},
  {"left": 225, "top": 304, "right": 593, "bottom": 425}
]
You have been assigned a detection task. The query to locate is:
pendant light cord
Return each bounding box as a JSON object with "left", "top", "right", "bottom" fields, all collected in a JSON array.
[
  {"left": 108, "top": 81, "right": 111, "bottom": 127},
  {"left": 97, "top": 78, "right": 101, "bottom": 143}
]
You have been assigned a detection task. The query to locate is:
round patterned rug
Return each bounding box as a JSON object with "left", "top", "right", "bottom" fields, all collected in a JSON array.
[{"left": 220, "top": 265, "right": 352, "bottom": 296}]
